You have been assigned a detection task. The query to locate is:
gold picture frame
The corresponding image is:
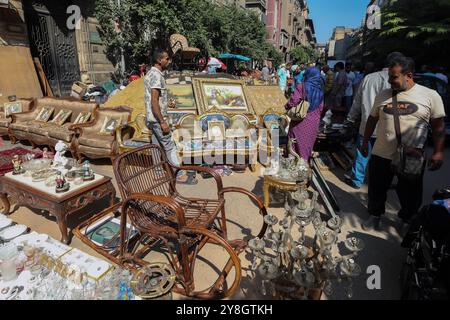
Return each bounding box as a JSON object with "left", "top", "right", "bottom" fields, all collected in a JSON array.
[
  {"left": 100, "top": 117, "right": 120, "bottom": 134},
  {"left": 74, "top": 112, "right": 91, "bottom": 124},
  {"left": 207, "top": 120, "right": 226, "bottom": 141},
  {"left": 167, "top": 84, "right": 197, "bottom": 112},
  {"left": 35, "top": 107, "right": 55, "bottom": 122},
  {"left": 193, "top": 78, "right": 254, "bottom": 115},
  {"left": 4, "top": 101, "right": 23, "bottom": 117},
  {"left": 244, "top": 85, "right": 287, "bottom": 115},
  {"left": 51, "top": 109, "right": 72, "bottom": 126}
]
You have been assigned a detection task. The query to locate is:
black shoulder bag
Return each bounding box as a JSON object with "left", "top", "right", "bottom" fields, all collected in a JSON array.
[{"left": 391, "top": 93, "right": 427, "bottom": 180}]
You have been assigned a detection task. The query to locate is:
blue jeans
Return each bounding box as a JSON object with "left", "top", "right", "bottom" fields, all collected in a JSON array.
[
  {"left": 148, "top": 122, "right": 180, "bottom": 167},
  {"left": 351, "top": 134, "right": 376, "bottom": 187}
]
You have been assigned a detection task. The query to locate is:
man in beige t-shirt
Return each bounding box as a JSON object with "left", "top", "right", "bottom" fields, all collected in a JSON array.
[{"left": 360, "top": 56, "right": 446, "bottom": 231}]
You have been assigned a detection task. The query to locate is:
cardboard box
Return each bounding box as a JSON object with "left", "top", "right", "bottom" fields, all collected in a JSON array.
[{"left": 70, "top": 81, "right": 88, "bottom": 99}]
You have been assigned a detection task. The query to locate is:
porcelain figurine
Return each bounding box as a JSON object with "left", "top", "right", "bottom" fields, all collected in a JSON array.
[
  {"left": 53, "top": 140, "right": 69, "bottom": 168},
  {"left": 82, "top": 160, "right": 95, "bottom": 181},
  {"left": 42, "top": 147, "right": 53, "bottom": 160},
  {"left": 55, "top": 171, "right": 70, "bottom": 193},
  {"left": 12, "top": 155, "right": 24, "bottom": 175}
]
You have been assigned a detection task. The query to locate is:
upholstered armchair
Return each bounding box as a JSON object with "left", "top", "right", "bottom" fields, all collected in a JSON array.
[
  {"left": 169, "top": 34, "right": 201, "bottom": 70},
  {"left": 72, "top": 106, "right": 132, "bottom": 162},
  {"left": 1, "top": 98, "right": 34, "bottom": 138},
  {"left": 116, "top": 113, "right": 152, "bottom": 154}
]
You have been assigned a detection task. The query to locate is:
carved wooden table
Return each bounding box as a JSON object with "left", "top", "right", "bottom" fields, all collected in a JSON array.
[
  {"left": 0, "top": 173, "right": 116, "bottom": 244},
  {"left": 263, "top": 175, "right": 307, "bottom": 208}
]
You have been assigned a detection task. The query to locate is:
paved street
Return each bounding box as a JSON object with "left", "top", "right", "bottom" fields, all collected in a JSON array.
[{"left": 2, "top": 140, "right": 448, "bottom": 299}]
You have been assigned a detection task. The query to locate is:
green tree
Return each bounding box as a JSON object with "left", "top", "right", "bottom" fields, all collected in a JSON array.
[
  {"left": 364, "top": 0, "right": 450, "bottom": 68},
  {"left": 94, "top": 0, "right": 279, "bottom": 73},
  {"left": 288, "top": 45, "right": 318, "bottom": 65}
]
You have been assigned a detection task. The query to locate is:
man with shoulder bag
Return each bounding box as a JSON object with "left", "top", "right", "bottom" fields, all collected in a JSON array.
[{"left": 360, "top": 56, "right": 446, "bottom": 231}]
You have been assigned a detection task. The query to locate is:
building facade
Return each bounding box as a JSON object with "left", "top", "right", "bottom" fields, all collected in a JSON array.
[
  {"left": 0, "top": 0, "right": 115, "bottom": 97},
  {"left": 326, "top": 26, "right": 355, "bottom": 61},
  {"left": 266, "top": 0, "right": 316, "bottom": 61},
  {"left": 245, "top": 0, "right": 267, "bottom": 23}
]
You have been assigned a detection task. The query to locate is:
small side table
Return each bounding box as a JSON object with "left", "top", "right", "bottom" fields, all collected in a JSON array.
[
  {"left": 0, "top": 173, "right": 116, "bottom": 244},
  {"left": 263, "top": 175, "right": 307, "bottom": 208}
]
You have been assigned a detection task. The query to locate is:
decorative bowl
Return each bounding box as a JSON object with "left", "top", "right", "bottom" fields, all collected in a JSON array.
[
  {"left": 22, "top": 158, "right": 52, "bottom": 172},
  {"left": 31, "top": 169, "right": 59, "bottom": 182},
  {"left": 65, "top": 170, "right": 85, "bottom": 181}
]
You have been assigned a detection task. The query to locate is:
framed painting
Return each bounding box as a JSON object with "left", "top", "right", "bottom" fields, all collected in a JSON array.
[
  {"left": 167, "top": 84, "right": 197, "bottom": 112},
  {"left": 244, "top": 85, "right": 287, "bottom": 115},
  {"left": 4, "top": 101, "right": 23, "bottom": 117},
  {"left": 193, "top": 78, "right": 254, "bottom": 115},
  {"left": 207, "top": 120, "right": 226, "bottom": 141},
  {"left": 73, "top": 111, "right": 91, "bottom": 124},
  {"left": 35, "top": 106, "right": 54, "bottom": 122},
  {"left": 51, "top": 109, "right": 72, "bottom": 126}
]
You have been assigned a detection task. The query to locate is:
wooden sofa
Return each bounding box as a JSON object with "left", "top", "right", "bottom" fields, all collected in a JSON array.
[{"left": 8, "top": 97, "right": 98, "bottom": 151}]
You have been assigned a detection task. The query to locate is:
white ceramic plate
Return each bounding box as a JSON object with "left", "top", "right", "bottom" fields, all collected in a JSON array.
[
  {"left": 86, "top": 260, "right": 111, "bottom": 279},
  {"left": 0, "top": 218, "right": 13, "bottom": 229},
  {"left": 28, "top": 233, "right": 49, "bottom": 246},
  {"left": 12, "top": 233, "right": 34, "bottom": 245},
  {"left": 0, "top": 224, "right": 28, "bottom": 240}
]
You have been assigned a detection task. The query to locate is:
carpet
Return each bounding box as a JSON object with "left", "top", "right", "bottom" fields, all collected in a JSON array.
[{"left": 0, "top": 147, "right": 43, "bottom": 176}]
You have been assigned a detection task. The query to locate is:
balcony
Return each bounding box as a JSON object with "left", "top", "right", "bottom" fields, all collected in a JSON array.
[{"left": 245, "top": 0, "right": 266, "bottom": 10}]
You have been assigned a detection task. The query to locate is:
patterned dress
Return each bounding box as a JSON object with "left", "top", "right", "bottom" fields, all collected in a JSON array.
[{"left": 285, "top": 83, "right": 324, "bottom": 161}]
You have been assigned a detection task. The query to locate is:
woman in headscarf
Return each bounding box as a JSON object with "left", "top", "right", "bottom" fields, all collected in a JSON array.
[{"left": 285, "top": 66, "right": 325, "bottom": 162}]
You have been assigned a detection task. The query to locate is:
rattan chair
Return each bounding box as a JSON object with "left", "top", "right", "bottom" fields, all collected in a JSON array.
[{"left": 75, "top": 144, "right": 267, "bottom": 299}]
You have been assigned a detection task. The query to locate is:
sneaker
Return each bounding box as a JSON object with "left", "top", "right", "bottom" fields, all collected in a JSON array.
[{"left": 362, "top": 216, "right": 381, "bottom": 231}]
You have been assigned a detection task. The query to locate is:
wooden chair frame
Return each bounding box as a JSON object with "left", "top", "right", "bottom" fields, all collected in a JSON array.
[{"left": 74, "top": 144, "right": 267, "bottom": 299}]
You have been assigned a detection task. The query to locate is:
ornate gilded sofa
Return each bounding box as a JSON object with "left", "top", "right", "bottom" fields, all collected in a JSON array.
[
  {"left": 116, "top": 113, "right": 152, "bottom": 154},
  {"left": 0, "top": 99, "right": 34, "bottom": 138},
  {"left": 172, "top": 108, "right": 258, "bottom": 171},
  {"left": 72, "top": 106, "right": 132, "bottom": 162},
  {"left": 8, "top": 97, "right": 98, "bottom": 151}
]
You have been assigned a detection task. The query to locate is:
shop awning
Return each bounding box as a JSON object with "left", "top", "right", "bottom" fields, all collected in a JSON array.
[{"left": 218, "top": 53, "right": 251, "bottom": 61}]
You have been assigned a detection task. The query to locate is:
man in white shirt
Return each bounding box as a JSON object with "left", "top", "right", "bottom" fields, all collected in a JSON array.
[
  {"left": 360, "top": 56, "right": 446, "bottom": 230},
  {"left": 144, "top": 49, "right": 193, "bottom": 184},
  {"left": 345, "top": 52, "right": 404, "bottom": 189},
  {"left": 344, "top": 62, "right": 356, "bottom": 113}
]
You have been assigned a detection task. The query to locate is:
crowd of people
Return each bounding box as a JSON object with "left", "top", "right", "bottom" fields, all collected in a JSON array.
[
  {"left": 279, "top": 53, "right": 447, "bottom": 233},
  {"left": 142, "top": 47, "right": 447, "bottom": 232}
]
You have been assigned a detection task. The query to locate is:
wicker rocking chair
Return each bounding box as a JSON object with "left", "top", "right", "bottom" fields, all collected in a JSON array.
[{"left": 75, "top": 144, "right": 267, "bottom": 299}]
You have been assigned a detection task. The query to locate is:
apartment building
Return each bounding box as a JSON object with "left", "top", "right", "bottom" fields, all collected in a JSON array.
[
  {"left": 266, "top": 0, "right": 316, "bottom": 60},
  {"left": 326, "top": 26, "right": 355, "bottom": 61}
]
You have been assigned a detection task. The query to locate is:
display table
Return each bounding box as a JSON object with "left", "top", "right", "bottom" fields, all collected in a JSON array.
[
  {"left": 0, "top": 173, "right": 116, "bottom": 244},
  {"left": 0, "top": 230, "right": 114, "bottom": 300},
  {"left": 263, "top": 175, "right": 307, "bottom": 208}
]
